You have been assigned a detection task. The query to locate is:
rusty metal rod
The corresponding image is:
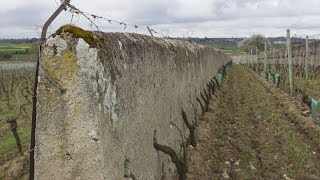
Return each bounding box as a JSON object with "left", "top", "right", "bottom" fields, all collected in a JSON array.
[
  {"left": 40, "top": 0, "right": 71, "bottom": 44},
  {"left": 29, "top": 1, "right": 70, "bottom": 179}
]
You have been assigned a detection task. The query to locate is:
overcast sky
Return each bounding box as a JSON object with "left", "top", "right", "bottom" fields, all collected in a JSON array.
[{"left": 1, "top": 0, "right": 320, "bottom": 38}]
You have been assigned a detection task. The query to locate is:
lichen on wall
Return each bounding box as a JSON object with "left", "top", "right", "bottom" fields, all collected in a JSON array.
[{"left": 41, "top": 35, "right": 77, "bottom": 89}]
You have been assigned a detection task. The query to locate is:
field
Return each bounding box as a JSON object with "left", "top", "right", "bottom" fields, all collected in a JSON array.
[
  {"left": 0, "top": 43, "right": 29, "bottom": 52},
  {"left": 0, "top": 42, "right": 37, "bottom": 62},
  {"left": 212, "top": 44, "right": 247, "bottom": 56}
]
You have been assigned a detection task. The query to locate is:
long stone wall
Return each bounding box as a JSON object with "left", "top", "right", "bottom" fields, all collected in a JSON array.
[{"left": 35, "top": 25, "right": 231, "bottom": 179}]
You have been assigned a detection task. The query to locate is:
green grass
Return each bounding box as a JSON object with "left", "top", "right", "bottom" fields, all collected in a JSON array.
[
  {"left": 212, "top": 44, "right": 239, "bottom": 51},
  {"left": 284, "top": 131, "right": 311, "bottom": 176},
  {"left": 0, "top": 171, "right": 5, "bottom": 179},
  {"left": 0, "top": 43, "right": 31, "bottom": 49},
  {"left": 0, "top": 49, "right": 27, "bottom": 53},
  {"left": 21, "top": 173, "right": 29, "bottom": 180},
  {"left": 212, "top": 44, "right": 247, "bottom": 56},
  {"left": 0, "top": 43, "right": 36, "bottom": 62},
  {"left": 0, "top": 126, "right": 31, "bottom": 155},
  {"left": 0, "top": 43, "right": 30, "bottom": 53}
]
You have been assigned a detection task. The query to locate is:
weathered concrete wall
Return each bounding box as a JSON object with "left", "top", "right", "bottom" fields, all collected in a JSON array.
[{"left": 35, "top": 26, "right": 231, "bottom": 179}]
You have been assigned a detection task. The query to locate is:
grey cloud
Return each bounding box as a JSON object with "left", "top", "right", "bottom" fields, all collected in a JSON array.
[
  {"left": 0, "top": 3, "right": 52, "bottom": 27},
  {"left": 0, "top": 0, "right": 320, "bottom": 38}
]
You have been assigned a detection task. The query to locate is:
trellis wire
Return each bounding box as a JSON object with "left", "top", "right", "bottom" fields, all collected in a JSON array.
[{"left": 65, "top": 2, "right": 158, "bottom": 36}]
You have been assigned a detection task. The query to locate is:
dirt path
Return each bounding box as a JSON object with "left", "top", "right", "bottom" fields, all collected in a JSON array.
[{"left": 187, "top": 65, "right": 320, "bottom": 179}]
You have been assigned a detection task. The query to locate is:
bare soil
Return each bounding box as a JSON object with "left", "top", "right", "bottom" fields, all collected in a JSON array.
[{"left": 187, "top": 65, "right": 320, "bottom": 179}]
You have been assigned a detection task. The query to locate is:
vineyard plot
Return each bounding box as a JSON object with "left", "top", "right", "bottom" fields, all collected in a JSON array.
[
  {"left": 187, "top": 65, "right": 320, "bottom": 179},
  {"left": 0, "top": 68, "right": 34, "bottom": 179},
  {"left": 252, "top": 62, "right": 320, "bottom": 122}
]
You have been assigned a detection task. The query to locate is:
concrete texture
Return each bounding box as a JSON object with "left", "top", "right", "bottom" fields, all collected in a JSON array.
[{"left": 35, "top": 26, "right": 231, "bottom": 179}]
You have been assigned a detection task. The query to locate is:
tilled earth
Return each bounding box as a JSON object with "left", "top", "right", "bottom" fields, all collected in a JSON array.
[{"left": 187, "top": 65, "right": 320, "bottom": 179}]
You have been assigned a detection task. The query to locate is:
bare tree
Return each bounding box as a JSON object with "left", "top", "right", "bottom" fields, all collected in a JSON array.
[{"left": 239, "top": 34, "right": 271, "bottom": 54}]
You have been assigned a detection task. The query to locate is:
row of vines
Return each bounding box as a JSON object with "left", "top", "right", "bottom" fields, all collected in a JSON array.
[
  {"left": 247, "top": 40, "right": 320, "bottom": 122},
  {"left": 0, "top": 67, "right": 34, "bottom": 179}
]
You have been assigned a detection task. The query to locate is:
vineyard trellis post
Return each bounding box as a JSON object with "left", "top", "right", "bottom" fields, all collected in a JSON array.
[
  {"left": 272, "top": 47, "right": 275, "bottom": 71},
  {"left": 286, "top": 29, "right": 294, "bottom": 96},
  {"left": 264, "top": 42, "right": 267, "bottom": 78},
  {"left": 272, "top": 47, "right": 275, "bottom": 62},
  {"left": 255, "top": 46, "right": 258, "bottom": 72},
  {"left": 250, "top": 49, "right": 253, "bottom": 67},
  {"left": 305, "top": 36, "right": 309, "bottom": 80}
]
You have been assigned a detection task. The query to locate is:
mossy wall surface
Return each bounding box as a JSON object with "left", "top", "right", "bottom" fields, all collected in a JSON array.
[{"left": 35, "top": 26, "right": 231, "bottom": 179}]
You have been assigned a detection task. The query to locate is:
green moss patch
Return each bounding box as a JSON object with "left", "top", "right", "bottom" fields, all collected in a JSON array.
[
  {"left": 55, "top": 25, "right": 98, "bottom": 48},
  {"left": 43, "top": 49, "right": 77, "bottom": 86}
]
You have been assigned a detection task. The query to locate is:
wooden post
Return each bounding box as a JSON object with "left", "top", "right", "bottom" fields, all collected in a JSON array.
[
  {"left": 255, "top": 46, "right": 258, "bottom": 72},
  {"left": 273, "top": 47, "right": 275, "bottom": 62},
  {"left": 305, "top": 36, "right": 309, "bottom": 80},
  {"left": 314, "top": 39, "right": 317, "bottom": 70},
  {"left": 246, "top": 55, "right": 248, "bottom": 65},
  {"left": 286, "top": 29, "right": 294, "bottom": 95},
  {"left": 272, "top": 47, "right": 275, "bottom": 71},
  {"left": 264, "top": 42, "right": 267, "bottom": 77},
  {"left": 250, "top": 49, "right": 253, "bottom": 67}
]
